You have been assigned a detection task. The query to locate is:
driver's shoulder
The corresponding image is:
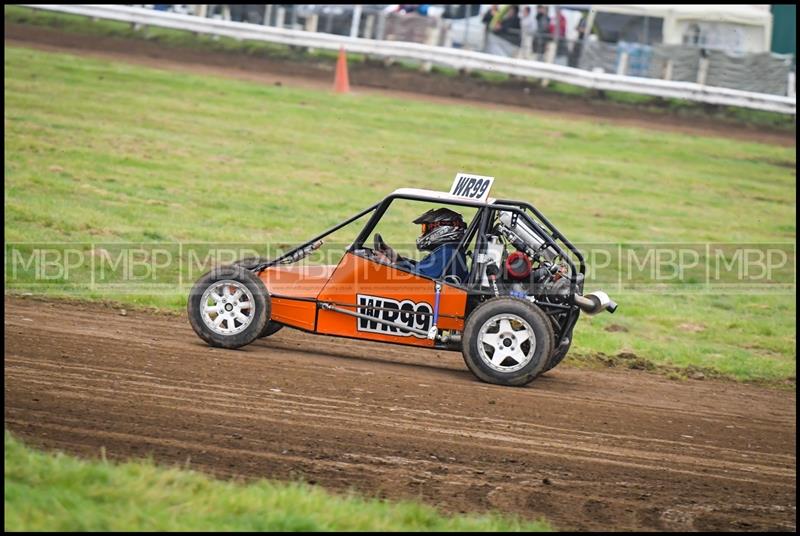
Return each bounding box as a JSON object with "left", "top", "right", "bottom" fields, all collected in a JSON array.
[
  {"left": 422, "top": 243, "right": 464, "bottom": 264},
  {"left": 434, "top": 242, "right": 461, "bottom": 251},
  {"left": 426, "top": 243, "right": 456, "bottom": 257}
]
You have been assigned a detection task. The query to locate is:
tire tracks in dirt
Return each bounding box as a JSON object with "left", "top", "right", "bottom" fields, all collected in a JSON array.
[
  {"left": 4, "top": 296, "right": 796, "bottom": 531},
  {"left": 5, "top": 361, "right": 794, "bottom": 483}
]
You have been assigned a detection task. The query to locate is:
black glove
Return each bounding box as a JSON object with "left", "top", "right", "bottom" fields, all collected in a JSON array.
[{"left": 374, "top": 233, "right": 399, "bottom": 263}]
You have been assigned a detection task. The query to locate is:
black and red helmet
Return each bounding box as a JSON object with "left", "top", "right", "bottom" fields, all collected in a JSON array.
[{"left": 413, "top": 208, "right": 467, "bottom": 251}]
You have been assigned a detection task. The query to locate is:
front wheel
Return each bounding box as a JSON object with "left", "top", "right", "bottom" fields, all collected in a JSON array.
[
  {"left": 462, "top": 298, "right": 554, "bottom": 386},
  {"left": 228, "top": 257, "right": 282, "bottom": 338},
  {"left": 187, "top": 265, "right": 269, "bottom": 349}
]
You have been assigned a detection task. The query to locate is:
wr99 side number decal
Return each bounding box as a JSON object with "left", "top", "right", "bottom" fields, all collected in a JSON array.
[
  {"left": 357, "top": 294, "right": 431, "bottom": 338},
  {"left": 449, "top": 173, "right": 495, "bottom": 202}
]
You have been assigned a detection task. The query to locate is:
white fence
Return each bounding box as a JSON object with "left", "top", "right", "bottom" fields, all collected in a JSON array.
[{"left": 21, "top": 4, "right": 796, "bottom": 115}]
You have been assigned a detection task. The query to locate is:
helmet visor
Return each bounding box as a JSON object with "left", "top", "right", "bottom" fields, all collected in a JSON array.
[
  {"left": 420, "top": 222, "right": 436, "bottom": 234},
  {"left": 421, "top": 221, "right": 454, "bottom": 235}
]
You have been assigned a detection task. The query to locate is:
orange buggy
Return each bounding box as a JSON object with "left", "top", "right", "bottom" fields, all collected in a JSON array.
[{"left": 188, "top": 175, "right": 616, "bottom": 386}]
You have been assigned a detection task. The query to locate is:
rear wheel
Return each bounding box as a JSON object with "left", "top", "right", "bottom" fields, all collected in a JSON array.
[
  {"left": 188, "top": 265, "right": 269, "bottom": 348},
  {"left": 543, "top": 324, "right": 573, "bottom": 372},
  {"left": 462, "top": 298, "right": 554, "bottom": 386}
]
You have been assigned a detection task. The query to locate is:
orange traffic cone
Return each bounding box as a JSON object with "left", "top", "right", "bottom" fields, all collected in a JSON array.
[{"left": 333, "top": 47, "right": 350, "bottom": 93}]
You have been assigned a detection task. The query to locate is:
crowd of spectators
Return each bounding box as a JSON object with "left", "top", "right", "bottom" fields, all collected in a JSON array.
[
  {"left": 483, "top": 4, "right": 589, "bottom": 66},
  {"left": 152, "top": 4, "right": 592, "bottom": 67}
]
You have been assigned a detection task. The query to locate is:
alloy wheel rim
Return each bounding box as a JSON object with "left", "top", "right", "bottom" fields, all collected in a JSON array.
[
  {"left": 200, "top": 280, "right": 255, "bottom": 336},
  {"left": 477, "top": 313, "right": 536, "bottom": 372}
]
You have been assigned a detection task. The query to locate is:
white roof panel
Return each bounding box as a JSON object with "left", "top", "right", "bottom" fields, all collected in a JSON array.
[{"left": 390, "top": 188, "right": 497, "bottom": 205}]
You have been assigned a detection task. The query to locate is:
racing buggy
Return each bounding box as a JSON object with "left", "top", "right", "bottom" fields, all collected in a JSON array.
[{"left": 188, "top": 174, "right": 617, "bottom": 386}]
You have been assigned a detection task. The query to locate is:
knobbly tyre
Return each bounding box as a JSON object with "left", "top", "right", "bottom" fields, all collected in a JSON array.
[{"left": 188, "top": 173, "right": 617, "bottom": 386}]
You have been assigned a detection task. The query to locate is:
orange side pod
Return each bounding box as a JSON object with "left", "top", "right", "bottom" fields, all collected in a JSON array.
[
  {"left": 316, "top": 254, "right": 466, "bottom": 346},
  {"left": 258, "top": 264, "right": 334, "bottom": 331},
  {"left": 260, "top": 254, "right": 467, "bottom": 345}
]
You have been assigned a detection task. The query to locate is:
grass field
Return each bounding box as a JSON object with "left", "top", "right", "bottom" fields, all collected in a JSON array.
[
  {"left": 4, "top": 432, "right": 548, "bottom": 531},
  {"left": 4, "top": 44, "right": 796, "bottom": 385}
]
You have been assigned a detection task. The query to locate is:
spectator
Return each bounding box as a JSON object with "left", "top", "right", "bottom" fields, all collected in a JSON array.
[
  {"left": 576, "top": 12, "right": 588, "bottom": 40},
  {"left": 533, "top": 5, "right": 551, "bottom": 56},
  {"left": 482, "top": 5, "right": 500, "bottom": 51},
  {"left": 497, "top": 5, "right": 521, "bottom": 32},
  {"left": 548, "top": 8, "right": 566, "bottom": 39},
  {"left": 492, "top": 5, "right": 522, "bottom": 47},
  {"left": 520, "top": 6, "right": 537, "bottom": 34},
  {"left": 520, "top": 5, "right": 538, "bottom": 56},
  {"left": 482, "top": 4, "right": 499, "bottom": 28},
  {"left": 568, "top": 12, "right": 588, "bottom": 67},
  {"left": 550, "top": 8, "right": 568, "bottom": 57}
]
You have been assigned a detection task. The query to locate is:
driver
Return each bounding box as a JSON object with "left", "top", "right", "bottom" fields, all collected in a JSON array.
[{"left": 375, "top": 207, "right": 469, "bottom": 282}]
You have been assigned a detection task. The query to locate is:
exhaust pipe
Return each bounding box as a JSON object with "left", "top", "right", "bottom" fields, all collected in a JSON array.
[{"left": 573, "top": 291, "right": 617, "bottom": 315}]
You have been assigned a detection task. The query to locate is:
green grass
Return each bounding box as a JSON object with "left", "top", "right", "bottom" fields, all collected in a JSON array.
[
  {"left": 5, "top": 5, "right": 796, "bottom": 131},
  {"left": 4, "top": 432, "right": 549, "bottom": 531},
  {"left": 3, "top": 45, "right": 796, "bottom": 385}
]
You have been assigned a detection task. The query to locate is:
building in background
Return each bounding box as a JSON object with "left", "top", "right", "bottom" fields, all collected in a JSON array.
[
  {"left": 585, "top": 4, "right": 773, "bottom": 54},
  {"left": 770, "top": 4, "right": 796, "bottom": 56}
]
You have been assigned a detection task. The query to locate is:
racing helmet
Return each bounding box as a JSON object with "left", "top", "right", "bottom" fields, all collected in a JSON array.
[{"left": 413, "top": 207, "right": 466, "bottom": 251}]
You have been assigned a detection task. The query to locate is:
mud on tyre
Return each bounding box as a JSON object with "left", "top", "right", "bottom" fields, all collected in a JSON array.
[
  {"left": 462, "top": 298, "right": 554, "bottom": 386},
  {"left": 188, "top": 265, "right": 269, "bottom": 348}
]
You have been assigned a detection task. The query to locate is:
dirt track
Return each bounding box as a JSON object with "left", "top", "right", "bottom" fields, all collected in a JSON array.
[
  {"left": 4, "top": 22, "right": 795, "bottom": 148},
  {"left": 4, "top": 296, "right": 796, "bottom": 531}
]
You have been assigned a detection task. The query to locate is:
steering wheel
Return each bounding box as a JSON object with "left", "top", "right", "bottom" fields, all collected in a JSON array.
[{"left": 373, "top": 233, "right": 399, "bottom": 263}]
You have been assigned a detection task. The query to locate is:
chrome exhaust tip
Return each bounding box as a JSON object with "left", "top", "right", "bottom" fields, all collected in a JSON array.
[{"left": 573, "top": 291, "right": 617, "bottom": 315}]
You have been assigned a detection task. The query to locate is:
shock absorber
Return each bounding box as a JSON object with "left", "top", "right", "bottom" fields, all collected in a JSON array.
[{"left": 486, "top": 263, "right": 500, "bottom": 297}]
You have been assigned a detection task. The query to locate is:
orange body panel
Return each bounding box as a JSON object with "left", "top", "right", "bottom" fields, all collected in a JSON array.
[
  {"left": 257, "top": 253, "right": 468, "bottom": 344},
  {"left": 259, "top": 264, "right": 336, "bottom": 298},
  {"left": 269, "top": 297, "right": 317, "bottom": 331},
  {"left": 258, "top": 264, "right": 335, "bottom": 331},
  {"left": 437, "top": 287, "right": 466, "bottom": 331},
  {"left": 315, "top": 253, "right": 467, "bottom": 346}
]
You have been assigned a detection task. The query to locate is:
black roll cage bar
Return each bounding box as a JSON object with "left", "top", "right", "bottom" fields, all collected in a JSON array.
[{"left": 351, "top": 192, "right": 585, "bottom": 293}]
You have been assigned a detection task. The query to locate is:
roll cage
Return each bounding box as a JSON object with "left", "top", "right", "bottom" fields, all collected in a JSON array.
[{"left": 253, "top": 189, "right": 586, "bottom": 348}]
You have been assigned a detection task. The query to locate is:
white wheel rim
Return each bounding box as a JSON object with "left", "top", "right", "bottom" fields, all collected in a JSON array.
[
  {"left": 477, "top": 313, "right": 536, "bottom": 373},
  {"left": 200, "top": 280, "right": 256, "bottom": 336}
]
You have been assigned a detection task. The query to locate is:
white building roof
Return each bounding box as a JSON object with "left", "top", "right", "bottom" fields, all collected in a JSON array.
[{"left": 591, "top": 5, "right": 772, "bottom": 26}]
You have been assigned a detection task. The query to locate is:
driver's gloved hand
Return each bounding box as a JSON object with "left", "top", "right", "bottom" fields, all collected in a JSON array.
[{"left": 374, "top": 233, "right": 399, "bottom": 263}]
